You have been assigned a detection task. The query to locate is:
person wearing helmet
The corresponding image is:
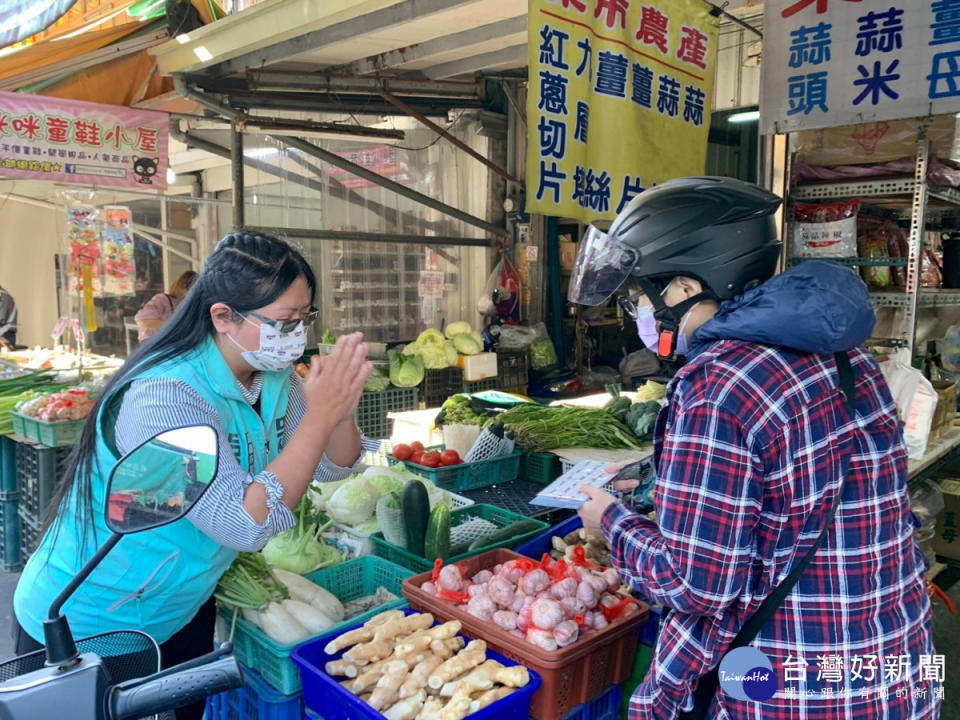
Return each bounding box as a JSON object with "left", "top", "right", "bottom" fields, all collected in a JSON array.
[{"left": 572, "top": 177, "right": 938, "bottom": 720}]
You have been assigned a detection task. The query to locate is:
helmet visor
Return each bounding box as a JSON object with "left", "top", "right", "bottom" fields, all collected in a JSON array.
[{"left": 567, "top": 225, "right": 639, "bottom": 306}]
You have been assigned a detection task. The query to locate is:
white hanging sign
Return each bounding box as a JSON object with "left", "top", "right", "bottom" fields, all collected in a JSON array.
[{"left": 762, "top": 0, "right": 960, "bottom": 134}]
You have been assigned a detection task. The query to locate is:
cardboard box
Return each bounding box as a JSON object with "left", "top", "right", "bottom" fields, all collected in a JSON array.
[
  {"left": 933, "top": 478, "right": 960, "bottom": 560},
  {"left": 794, "top": 116, "right": 960, "bottom": 167}
]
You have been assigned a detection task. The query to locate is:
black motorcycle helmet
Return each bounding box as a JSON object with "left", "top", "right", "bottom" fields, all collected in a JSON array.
[{"left": 568, "top": 176, "right": 782, "bottom": 357}]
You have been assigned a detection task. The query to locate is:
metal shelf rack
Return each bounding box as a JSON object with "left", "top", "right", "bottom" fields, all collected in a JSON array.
[{"left": 787, "top": 139, "right": 960, "bottom": 356}]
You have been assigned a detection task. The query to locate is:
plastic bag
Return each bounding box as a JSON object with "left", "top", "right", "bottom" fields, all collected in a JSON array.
[
  {"left": 478, "top": 256, "right": 522, "bottom": 324},
  {"left": 910, "top": 479, "right": 945, "bottom": 567},
  {"left": 880, "top": 349, "right": 938, "bottom": 459},
  {"left": 497, "top": 324, "right": 539, "bottom": 350},
  {"left": 857, "top": 216, "right": 906, "bottom": 288},
  {"left": 793, "top": 199, "right": 859, "bottom": 258},
  {"left": 528, "top": 322, "right": 558, "bottom": 369}
]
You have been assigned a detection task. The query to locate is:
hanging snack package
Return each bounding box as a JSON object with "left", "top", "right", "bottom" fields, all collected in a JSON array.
[
  {"left": 856, "top": 216, "right": 906, "bottom": 289},
  {"left": 793, "top": 198, "right": 860, "bottom": 258}
]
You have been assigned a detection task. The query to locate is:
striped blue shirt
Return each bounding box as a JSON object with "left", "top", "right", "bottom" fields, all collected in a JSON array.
[{"left": 115, "top": 373, "right": 378, "bottom": 552}]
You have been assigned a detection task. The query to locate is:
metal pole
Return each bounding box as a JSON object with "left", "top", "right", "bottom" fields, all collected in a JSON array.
[
  {"left": 245, "top": 226, "right": 492, "bottom": 248},
  {"left": 905, "top": 138, "right": 931, "bottom": 356},
  {"left": 281, "top": 135, "right": 508, "bottom": 238},
  {"left": 172, "top": 79, "right": 505, "bottom": 238},
  {"left": 380, "top": 90, "right": 522, "bottom": 186},
  {"left": 231, "top": 122, "right": 244, "bottom": 229}
]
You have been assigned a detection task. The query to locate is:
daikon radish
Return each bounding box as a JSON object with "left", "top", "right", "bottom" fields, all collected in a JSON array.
[
  {"left": 281, "top": 599, "right": 335, "bottom": 635},
  {"left": 271, "top": 568, "right": 345, "bottom": 620},
  {"left": 325, "top": 660, "right": 358, "bottom": 678},
  {"left": 470, "top": 687, "right": 514, "bottom": 712},
  {"left": 383, "top": 690, "right": 425, "bottom": 720},
  {"left": 254, "top": 602, "right": 311, "bottom": 645}
]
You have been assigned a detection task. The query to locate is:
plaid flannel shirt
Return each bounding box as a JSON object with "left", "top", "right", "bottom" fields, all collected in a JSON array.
[{"left": 602, "top": 340, "right": 940, "bottom": 720}]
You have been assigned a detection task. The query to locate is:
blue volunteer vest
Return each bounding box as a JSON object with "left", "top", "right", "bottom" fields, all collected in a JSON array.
[{"left": 14, "top": 336, "right": 290, "bottom": 644}]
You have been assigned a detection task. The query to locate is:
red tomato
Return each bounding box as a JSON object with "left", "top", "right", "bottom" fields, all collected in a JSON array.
[
  {"left": 440, "top": 449, "right": 461, "bottom": 466},
  {"left": 421, "top": 451, "right": 442, "bottom": 468},
  {"left": 392, "top": 444, "right": 412, "bottom": 461},
  {"left": 410, "top": 451, "right": 425, "bottom": 465},
  {"left": 410, "top": 441, "right": 425, "bottom": 453}
]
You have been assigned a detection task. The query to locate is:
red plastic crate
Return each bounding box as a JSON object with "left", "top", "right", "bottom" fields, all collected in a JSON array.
[{"left": 402, "top": 548, "right": 649, "bottom": 720}]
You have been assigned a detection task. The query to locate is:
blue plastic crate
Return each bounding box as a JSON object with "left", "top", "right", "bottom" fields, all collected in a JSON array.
[
  {"left": 0, "top": 436, "right": 16, "bottom": 494},
  {"left": 293, "top": 609, "right": 541, "bottom": 720},
  {"left": 204, "top": 665, "right": 302, "bottom": 720},
  {"left": 562, "top": 683, "right": 621, "bottom": 720},
  {"left": 515, "top": 513, "right": 582, "bottom": 560},
  {"left": 0, "top": 497, "right": 20, "bottom": 572}
]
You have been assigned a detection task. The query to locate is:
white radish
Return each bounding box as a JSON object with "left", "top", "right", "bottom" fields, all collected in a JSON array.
[
  {"left": 272, "top": 568, "right": 345, "bottom": 620},
  {"left": 256, "top": 602, "right": 311, "bottom": 645},
  {"left": 281, "top": 599, "right": 335, "bottom": 635}
]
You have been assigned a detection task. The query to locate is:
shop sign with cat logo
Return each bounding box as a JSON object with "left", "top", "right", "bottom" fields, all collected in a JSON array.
[{"left": 0, "top": 91, "right": 168, "bottom": 190}]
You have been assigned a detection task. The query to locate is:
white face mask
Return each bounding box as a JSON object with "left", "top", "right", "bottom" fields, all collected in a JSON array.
[{"left": 227, "top": 315, "right": 306, "bottom": 372}]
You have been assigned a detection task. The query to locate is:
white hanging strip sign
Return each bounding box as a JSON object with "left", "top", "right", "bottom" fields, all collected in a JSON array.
[
  {"left": 50, "top": 317, "right": 69, "bottom": 340},
  {"left": 71, "top": 319, "right": 85, "bottom": 344}
]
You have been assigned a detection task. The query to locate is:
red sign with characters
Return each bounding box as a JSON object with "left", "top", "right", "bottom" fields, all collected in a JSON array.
[{"left": 0, "top": 91, "right": 168, "bottom": 190}]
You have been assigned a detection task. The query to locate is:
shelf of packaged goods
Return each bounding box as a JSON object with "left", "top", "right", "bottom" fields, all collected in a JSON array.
[
  {"left": 870, "top": 290, "right": 960, "bottom": 307},
  {"left": 792, "top": 179, "right": 960, "bottom": 206},
  {"left": 790, "top": 257, "right": 910, "bottom": 267},
  {"left": 908, "top": 426, "right": 960, "bottom": 481}
]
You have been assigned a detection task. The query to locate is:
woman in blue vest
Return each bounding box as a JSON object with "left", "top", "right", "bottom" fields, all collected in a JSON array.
[{"left": 11, "top": 232, "right": 375, "bottom": 719}]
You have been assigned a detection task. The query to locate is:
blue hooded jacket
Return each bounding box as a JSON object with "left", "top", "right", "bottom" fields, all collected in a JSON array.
[{"left": 689, "top": 260, "right": 877, "bottom": 357}]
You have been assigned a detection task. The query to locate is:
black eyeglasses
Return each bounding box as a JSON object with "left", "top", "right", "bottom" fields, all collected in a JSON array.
[
  {"left": 243, "top": 307, "right": 319, "bottom": 333},
  {"left": 618, "top": 290, "right": 646, "bottom": 320}
]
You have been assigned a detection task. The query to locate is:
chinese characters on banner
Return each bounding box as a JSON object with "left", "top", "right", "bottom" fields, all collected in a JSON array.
[
  {"left": 762, "top": 1, "right": 960, "bottom": 134},
  {"left": 102, "top": 207, "right": 135, "bottom": 296},
  {"left": 526, "top": 0, "right": 719, "bottom": 222},
  {"left": 778, "top": 652, "right": 944, "bottom": 702},
  {"left": 327, "top": 146, "right": 416, "bottom": 189},
  {"left": 0, "top": 91, "right": 168, "bottom": 190}
]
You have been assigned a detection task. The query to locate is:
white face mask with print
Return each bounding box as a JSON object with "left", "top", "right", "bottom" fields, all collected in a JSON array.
[{"left": 228, "top": 315, "right": 306, "bottom": 372}]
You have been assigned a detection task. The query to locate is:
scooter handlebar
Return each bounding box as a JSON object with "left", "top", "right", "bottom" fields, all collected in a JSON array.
[{"left": 108, "top": 655, "right": 244, "bottom": 720}]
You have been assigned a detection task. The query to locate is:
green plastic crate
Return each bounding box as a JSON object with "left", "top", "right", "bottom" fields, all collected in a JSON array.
[
  {"left": 387, "top": 445, "right": 522, "bottom": 493},
  {"left": 370, "top": 503, "right": 549, "bottom": 573},
  {"left": 220, "top": 555, "right": 412, "bottom": 695},
  {"left": 523, "top": 451, "right": 561, "bottom": 485},
  {"left": 354, "top": 391, "right": 388, "bottom": 439},
  {"left": 10, "top": 412, "right": 83, "bottom": 448}
]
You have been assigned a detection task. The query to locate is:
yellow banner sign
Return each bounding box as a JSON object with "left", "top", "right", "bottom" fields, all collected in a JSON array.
[{"left": 526, "top": 0, "right": 719, "bottom": 222}]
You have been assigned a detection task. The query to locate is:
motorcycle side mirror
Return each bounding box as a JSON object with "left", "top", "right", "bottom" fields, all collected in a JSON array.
[
  {"left": 105, "top": 425, "right": 218, "bottom": 534},
  {"left": 43, "top": 425, "right": 219, "bottom": 668}
]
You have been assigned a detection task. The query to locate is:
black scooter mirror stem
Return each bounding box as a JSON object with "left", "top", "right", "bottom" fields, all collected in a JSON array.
[{"left": 43, "top": 532, "right": 123, "bottom": 666}]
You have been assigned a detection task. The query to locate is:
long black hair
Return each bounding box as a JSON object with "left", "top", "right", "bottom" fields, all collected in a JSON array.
[{"left": 43, "top": 231, "right": 317, "bottom": 551}]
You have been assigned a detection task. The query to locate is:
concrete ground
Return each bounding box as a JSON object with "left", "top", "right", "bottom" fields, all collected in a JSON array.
[{"left": 2, "top": 568, "right": 957, "bottom": 718}]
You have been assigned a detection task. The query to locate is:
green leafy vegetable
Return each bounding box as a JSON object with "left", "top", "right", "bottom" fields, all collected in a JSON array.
[
  {"left": 364, "top": 366, "right": 391, "bottom": 392},
  {"left": 320, "top": 329, "right": 337, "bottom": 344},
  {"left": 417, "top": 328, "right": 446, "bottom": 346},
  {"left": 452, "top": 334, "right": 482, "bottom": 355},
  {"left": 325, "top": 475, "right": 378, "bottom": 525},
  {"left": 389, "top": 350, "right": 425, "bottom": 387},
  {"left": 445, "top": 321, "right": 473, "bottom": 339}
]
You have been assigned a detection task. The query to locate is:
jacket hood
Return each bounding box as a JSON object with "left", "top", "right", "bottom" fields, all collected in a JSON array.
[{"left": 690, "top": 260, "right": 876, "bottom": 355}]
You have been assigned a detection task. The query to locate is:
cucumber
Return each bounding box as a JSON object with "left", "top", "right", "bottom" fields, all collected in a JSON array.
[
  {"left": 467, "top": 520, "right": 544, "bottom": 552},
  {"left": 424, "top": 504, "right": 451, "bottom": 560},
  {"left": 401, "top": 481, "right": 430, "bottom": 557}
]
